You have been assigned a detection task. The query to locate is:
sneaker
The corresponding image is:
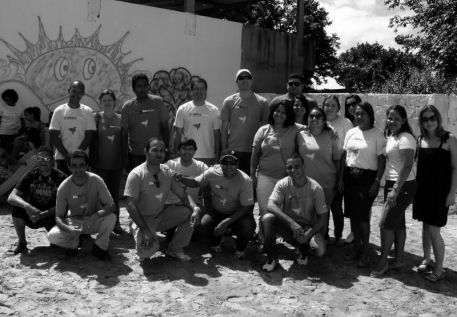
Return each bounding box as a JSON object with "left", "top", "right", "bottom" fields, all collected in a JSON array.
[
  {"left": 297, "top": 253, "right": 308, "bottom": 266},
  {"left": 345, "top": 232, "right": 354, "bottom": 244},
  {"left": 165, "top": 249, "right": 192, "bottom": 262},
  {"left": 112, "top": 223, "right": 126, "bottom": 235},
  {"left": 235, "top": 249, "right": 246, "bottom": 259},
  {"left": 92, "top": 244, "right": 111, "bottom": 261},
  {"left": 262, "top": 257, "right": 279, "bottom": 272},
  {"left": 211, "top": 236, "right": 224, "bottom": 253},
  {"left": 66, "top": 248, "right": 79, "bottom": 256}
]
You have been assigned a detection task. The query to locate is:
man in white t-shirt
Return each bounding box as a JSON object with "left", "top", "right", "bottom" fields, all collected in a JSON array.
[
  {"left": 49, "top": 81, "right": 96, "bottom": 176},
  {"left": 261, "top": 153, "right": 328, "bottom": 272},
  {"left": 0, "top": 89, "right": 24, "bottom": 149},
  {"left": 174, "top": 77, "right": 221, "bottom": 167}
]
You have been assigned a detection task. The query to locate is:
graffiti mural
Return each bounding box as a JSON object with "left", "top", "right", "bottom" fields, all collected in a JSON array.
[{"left": 0, "top": 17, "right": 141, "bottom": 112}]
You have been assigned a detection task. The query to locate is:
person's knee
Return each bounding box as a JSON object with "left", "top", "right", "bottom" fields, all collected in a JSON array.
[
  {"left": 261, "top": 213, "right": 276, "bottom": 224},
  {"left": 311, "top": 233, "right": 326, "bottom": 257},
  {"left": 238, "top": 216, "right": 255, "bottom": 235},
  {"left": 428, "top": 225, "right": 441, "bottom": 239},
  {"left": 47, "top": 228, "right": 60, "bottom": 245}
]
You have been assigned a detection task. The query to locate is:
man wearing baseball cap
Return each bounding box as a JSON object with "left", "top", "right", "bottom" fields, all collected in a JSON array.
[
  {"left": 176, "top": 149, "right": 255, "bottom": 259},
  {"left": 220, "top": 69, "right": 269, "bottom": 176}
]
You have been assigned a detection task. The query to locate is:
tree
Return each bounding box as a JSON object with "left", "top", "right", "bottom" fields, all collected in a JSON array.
[
  {"left": 334, "top": 42, "right": 422, "bottom": 92},
  {"left": 203, "top": 0, "right": 340, "bottom": 85},
  {"left": 385, "top": 0, "right": 457, "bottom": 76}
]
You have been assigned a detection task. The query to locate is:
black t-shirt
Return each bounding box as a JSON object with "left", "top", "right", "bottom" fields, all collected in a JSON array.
[{"left": 15, "top": 167, "right": 67, "bottom": 211}]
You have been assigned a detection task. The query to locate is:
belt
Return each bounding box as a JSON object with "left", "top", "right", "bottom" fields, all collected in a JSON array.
[{"left": 347, "top": 167, "right": 376, "bottom": 176}]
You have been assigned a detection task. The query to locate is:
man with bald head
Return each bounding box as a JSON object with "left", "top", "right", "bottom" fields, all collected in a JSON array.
[{"left": 50, "top": 80, "right": 96, "bottom": 176}]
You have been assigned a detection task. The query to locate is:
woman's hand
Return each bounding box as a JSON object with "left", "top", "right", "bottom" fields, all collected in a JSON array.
[
  {"left": 368, "top": 181, "right": 380, "bottom": 198},
  {"left": 337, "top": 180, "right": 344, "bottom": 194},
  {"left": 446, "top": 192, "right": 455, "bottom": 207},
  {"left": 386, "top": 187, "right": 398, "bottom": 207}
]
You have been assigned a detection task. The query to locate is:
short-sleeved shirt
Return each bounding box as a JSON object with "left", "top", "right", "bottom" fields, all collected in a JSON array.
[
  {"left": 0, "top": 103, "right": 23, "bottom": 135},
  {"left": 344, "top": 127, "right": 386, "bottom": 171},
  {"left": 194, "top": 165, "right": 254, "bottom": 214},
  {"left": 327, "top": 115, "right": 354, "bottom": 149},
  {"left": 174, "top": 101, "right": 221, "bottom": 158},
  {"left": 270, "top": 176, "right": 328, "bottom": 226},
  {"left": 385, "top": 132, "right": 416, "bottom": 181},
  {"left": 124, "top": 163, "right": 186, "bottom": 219},
  {"left": 15, "top": 167, "right": 67, "bottom": 211},
  {"left": 120, "top": 95, "right": 168, "bottom": 155},
  {"left": 164, "top": 158, "right": 208, "bottom": 205},
  {"left": 56, "top": 172, "right": 113, "bottom": 221},
  {"left": 298, "top": 130, "right": 341, "bottom": 188},
  {"left": 269, "top": 93, "right": 318, "bottom": 110},
  {"left": 94, "top": 112, "right": 122, "bottom": 170},
  {"left": 253, "top": 124, "right": 301, "bottom": 179},
  {"left": 220, "top": 93, "right": 269, "bottom": 153},
  {"left": 49, "top": 104, "right": 96, "bottom": 160}
]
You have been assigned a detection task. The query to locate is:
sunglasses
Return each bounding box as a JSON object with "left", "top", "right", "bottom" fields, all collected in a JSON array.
[
  {"left": 287, "top": 82, "right": 302, "bottom": 87},
  {"left": 309, "top": 114, "right": 323, "bottom": 120},
  {"left": 153, "top": 173, "right": 160, "bottom": 188},
  {"left": 421, "top": 115, "right": 438, "bottom": 123},
  {"left": 36, "top": 156, "right": 51, "bottom": 162},
  {"left": 237, "top": 75, "right": 252, "bottom": 81},
  {"left": 221, "top": 160, "right": 238, "bottom": 166}
]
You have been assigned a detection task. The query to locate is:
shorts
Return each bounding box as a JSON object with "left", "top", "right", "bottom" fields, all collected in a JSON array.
[
  {"left": 379, "top": 180, "right": 416, "bottom": 231},
  {"left": 12, "top": 206, "right": 56, "bottom": 231}
]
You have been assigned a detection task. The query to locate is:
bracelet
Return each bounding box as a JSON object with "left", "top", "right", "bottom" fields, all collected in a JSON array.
[{"left": 375, "top": 178, "right": 381, "bottom": 182}]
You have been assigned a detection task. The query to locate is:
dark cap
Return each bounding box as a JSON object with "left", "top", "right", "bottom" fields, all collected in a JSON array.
[
  {"left": 220, "top": 149, "right": 240, "bottom": 162},
  {"left": 177, "top": 137, "right": 197, "bottom": 151}
]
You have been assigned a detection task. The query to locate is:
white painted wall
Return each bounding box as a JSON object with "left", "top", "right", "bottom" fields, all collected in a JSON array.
[{"left": 0, "top": 0, "right": 243, "bottom": 120}]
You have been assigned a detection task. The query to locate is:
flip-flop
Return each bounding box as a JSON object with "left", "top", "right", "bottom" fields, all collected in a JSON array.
[
  {"left": 425, "top": 271, "right": 447, "bottom": 282},
  {"left": 417, "top": 263, "right": 432, "bottom": 274},
  {"left": 6, "top": 243, "right": 27, "bottom": 256}
]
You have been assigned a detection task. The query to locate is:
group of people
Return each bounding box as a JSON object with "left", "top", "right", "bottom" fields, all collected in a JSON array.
[{"left": 3, "top": 69, "right": 455, "bottom": 283}]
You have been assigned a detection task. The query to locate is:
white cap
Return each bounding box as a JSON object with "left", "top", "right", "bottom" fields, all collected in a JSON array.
[{"left": 236, "top": 69, "right": 252, "bottom": 79}]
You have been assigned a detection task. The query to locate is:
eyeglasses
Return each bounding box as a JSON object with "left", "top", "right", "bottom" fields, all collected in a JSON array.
[
  {"left": 221, "top": 160, "right": 238, "bottom": 166},
  {"left": 153, "top": 173, "right": 160, "bottom": 188},
  {"left": 36, "top": 156, "right": 51, "bottom": 162},
  {"left": 421, "top": 115, "right": 438, "bottom": 123},
  {"left": 237, "top": 75, "right": 252, "bottom": 81},
  {"left": 287, "top": 82, "right": 302, "bottom": 87},
  {"left": 309, "top": 114, "right": 323, "bottom": 120}
]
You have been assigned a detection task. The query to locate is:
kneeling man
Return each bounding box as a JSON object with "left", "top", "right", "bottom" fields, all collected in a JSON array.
[
  {"left": 178, "top": 149, "right": 255, "bottom": 259},
  {"left": 125, "top": 137, "right": 201, "bottom": 262},
  {"left": 48, "top": 150, "right": 116, "bottom": 261},
  {"left": 261, "top": 153, "right": 327, "bottom": 272},
  {"left": 7, "top": 146, "right": 67, "bottom": 255}
]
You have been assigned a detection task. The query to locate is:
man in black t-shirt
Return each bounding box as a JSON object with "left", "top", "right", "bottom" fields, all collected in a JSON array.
[{"left": 7, "top": 146, "right": 67, "bottom": 255}]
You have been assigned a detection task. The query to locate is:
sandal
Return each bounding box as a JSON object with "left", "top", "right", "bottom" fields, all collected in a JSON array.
[
  {"left": 357, "top": 255, "right": 371, "bottom": 268},
  {"left": 425, "top": 270, "right": 447, "bottom": 282},
  {"left": 417, "top": 262, "right": 432, "bottom": 274},
  {"left": 7, "top": 242, "right": 27, "bottom": 255}
]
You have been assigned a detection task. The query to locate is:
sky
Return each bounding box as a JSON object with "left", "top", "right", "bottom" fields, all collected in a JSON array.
[{"left": 315, "top": 0, "right": 413, "bottom": 89}]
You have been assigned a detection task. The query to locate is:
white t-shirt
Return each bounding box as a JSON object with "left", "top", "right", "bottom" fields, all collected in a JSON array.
[
  {"left": 385, "top": 132, "right": 416, "bottom": 181},
  {"left": 49, "top": 104, "right": 96, "bottom": 159},
  {"left": 164, "top": 158, "right": 208, "bottom": 205},
  {"left": 0, "top": 103, "right": 23, "bottom": 135},
  {"left": 327, "top": 115, "right": 354, "bottom": 149},
  {"left": 344, "top": 127, "right": 386, "bottom": 171},
  {"left": 174, "top": 101, "right": 221, "bottom": 159}
]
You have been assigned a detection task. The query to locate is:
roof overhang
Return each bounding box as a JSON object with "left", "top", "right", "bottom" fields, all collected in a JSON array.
[{"left": 118, "top": 0, "right": 262, "bottom": 12}]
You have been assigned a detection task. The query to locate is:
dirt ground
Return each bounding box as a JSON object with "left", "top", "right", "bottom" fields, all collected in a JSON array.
[{"left": 1, "top": 189, "right": 457, "bottom": 317}]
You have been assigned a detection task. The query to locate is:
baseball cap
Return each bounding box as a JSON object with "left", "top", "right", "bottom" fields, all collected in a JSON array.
[
  {"left": 236, "top": 69, "right": 252, "bottom": 80},
  {"left": 220, "top": 149, "right": 240, "bottom": 162}
]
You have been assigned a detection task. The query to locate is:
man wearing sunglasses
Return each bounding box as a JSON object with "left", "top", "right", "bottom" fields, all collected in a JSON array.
[
  {"left": 220, "top": 69, "right": 269, "bottom": 176},
  {"left": 7, "top": 146, "right": 67, "bottom": 255},
  {"left": 176, "top": 149, "right": 256, "bottom": 259},
  {"left": 261, "top": 153, "right": 327, "bottom": 272},
  {"left": 124, "top": 137, "right": 202, "bottom": 262},
  {"left": 269, "top": 73, "right": 318, "bottom": 110}
]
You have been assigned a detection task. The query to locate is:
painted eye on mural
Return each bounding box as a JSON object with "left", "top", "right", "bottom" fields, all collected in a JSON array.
[
  {"left": 54, "top": 57, "right": 69, "bottom": 81},
  {"left": 83, "top": 58, "right": 96, "bottom": 80}
]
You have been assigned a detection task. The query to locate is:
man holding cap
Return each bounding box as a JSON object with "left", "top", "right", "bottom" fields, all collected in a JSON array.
[
  {"left": 220, "top": 69, "right": 269, "bottom": 175},
  {"left": 176, "top": 149, "right": 256, "bottom": 259}
]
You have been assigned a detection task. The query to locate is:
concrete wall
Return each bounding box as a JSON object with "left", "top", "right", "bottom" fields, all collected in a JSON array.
[{"left": 261, "top": 93, "right": 457, "bottom": 137}]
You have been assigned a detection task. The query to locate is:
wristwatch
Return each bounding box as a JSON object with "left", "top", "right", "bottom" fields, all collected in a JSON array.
[
  {"left": 375, "top": 178, "right": 381, "bottom": 182},
  {"left": 393, "top": 183, "right": 399, "bottom": 190}
]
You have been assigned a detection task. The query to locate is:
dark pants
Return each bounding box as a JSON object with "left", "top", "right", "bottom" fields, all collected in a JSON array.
[
  {"left": 0, "top": 134, "right": 18, "bottom": 151},
  {"left": 237, "top": 152, "right": 252, "bottom": 176},
  {"left": 12, "top": 206, "right": 55, "bottom": 231},
  {"left": 261, "top": 213, "right": 326, "bottom": 258},
  {"left": 91, "top": 166, "right": 123, "bottom": 223},
  {"left": 55, "top": 159, "right": 70, "bottom": 177},
  {"left": 328, "top": 190, "right": 344, "bottom": 238},
  {"left": 199, "top": 207, "right": 256, "bottom": 251}
]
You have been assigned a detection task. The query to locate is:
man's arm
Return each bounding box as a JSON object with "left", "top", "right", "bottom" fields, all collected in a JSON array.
[
  {"left": 267, "top": 199, "right": 300, "bottom": 235},
  {"left": 121, "top": 127, "right": 129, "bottom": 171},
  {"left": 300, "top": 212, "right": 327, "bottom": 244},
  {"left": 160, "top": 120, "right": 170, "bottom": 149},
  {"left": 126, "top": 196, "right": 157, "bottom": 249},
  {"left": 177, "top": 175, "right": 201, "bottom": 188},
  {"left": 213, "top": 129, "right": 221, "bottom": 162},
  {"left": 8, "top": 188, "right": 40, "bottom": 216},
  {"left": 221, "top": 121, "right": 229, "bottom": 151},
  {"left": 214, "top": 205, "right": 251, "bottom": 237},
  {"left": 173, "top": 190, "right": 202, "bottom": 227},
  {"left": 77, "top": 130, "right": 94, "bottom": 151},
  {"left": 55, "top": 189, "right": 79, "bottom": 234},
  {"left": 50, "top": 130, "right": 69, "bottom": 158},
  {"left": 174, "top": 128, "right": 183, "bottom": 156}
]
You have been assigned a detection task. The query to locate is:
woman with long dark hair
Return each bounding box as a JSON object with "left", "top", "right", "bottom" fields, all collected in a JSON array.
[
  {"left": 371, "top": 105, "right": 416, "bottom": 278},
  {"left": 293, "top": 95, "right": 311, "bottom": 125},
  {"left": 413, "top": 105, "right": 457, "bottom": 282},
  {"left": 344, "top": 94, "right": 362, "bottom": 126}
]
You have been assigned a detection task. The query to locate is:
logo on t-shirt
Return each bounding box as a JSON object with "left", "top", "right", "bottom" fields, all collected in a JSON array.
[
  {"left": 68, "top": 127, "right": 77, "bottom": 134},
  {"left": 107, "top": 135, "right": 115, "bottom": 143},
  {"left": 305, "top": 153, "right": 315, "bottom": 161},
  {"left": 64, "top": 116, "right": 82, "bottom": 120},
  {"left": 272, "top": 145, "right": 280, "bottom": 151},
  {"left": 219, "top": 198, "right": 227, "bottom": 206},
  {"left": 292, "top": 208, "right": 301, "bottom": 213},
  {"left": 136, "top": 109, "right": 155, "bottom": 114},
  {"left": 155, "top": 193, "right": 163, "bottom": 201},
  {"left": 141, "top": 120, "right": 148, "bottom": 128},
  {"left": 349, "top": 149, "right": 360, "bottom": 155},
  {"left": 239, "top": 116, "right": 246, "bottom": 124},
  {"left": 190, "top": 113, "right": 203, "bottom": 117},
  {"left": 193, "top": 123, "right": 201, "bottom": 130}
]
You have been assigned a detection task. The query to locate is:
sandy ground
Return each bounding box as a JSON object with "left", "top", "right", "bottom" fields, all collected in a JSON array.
[{"left": 1, "top": 190, "right": 457, "bottom": 317}]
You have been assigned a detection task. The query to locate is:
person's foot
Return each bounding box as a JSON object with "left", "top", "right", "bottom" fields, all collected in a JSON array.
[
  {"left": 165, "top": 249, "right": 192, "bottom": 262},
  {"left": 425, "top": 270, "right": 447, "bottom": 282},
  {"left": 112, "top": 223, "right": 126, "bottom": 235},
  {"left": 262, "top": 257, "right": 279, "bottom": 272},
  {"left": 235, "top": 249, "right": 246, "bottom": 259},
  {"left": 370, "top": 263, "right": 388, "bottom": 278},
  {"left": 345, "top": 249, "right": 362, "bottom": 261},
  {"left": 256, "top": 244, "right": 265, "bottom": 254},
  {"left": 357, "top": 254, "right": 371, "bottom": 268},
  {"left": 92, "top": 244, "right": 111, "bottom": 261},
  {"left": 66, "top": 248, "right": 79, "bottom": 256},
  {"left": 211, "top": 237, "right": 224, "bottom": 253},
  {"left": 345, "top": 232, "right": 354, "bottom": 244},
  {"left": 296, "top": 253, "right": 308, "bottom": 266},
  {"left": 417, "top": 260, "right": 432, "bottom": 274},
  {"left": 7, "top": 242, "right": 27, "bottom": 255},
  {"left": 335, "top": 237, "right": 344, "bottom": 247}
]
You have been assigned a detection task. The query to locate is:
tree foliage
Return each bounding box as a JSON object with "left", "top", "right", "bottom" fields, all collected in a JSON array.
[
  {"left": 385, "top": 0, "right": 457, "bottom": 76},
  {"left": 203, "top": 0, "right": 340, "bottom": 85}
]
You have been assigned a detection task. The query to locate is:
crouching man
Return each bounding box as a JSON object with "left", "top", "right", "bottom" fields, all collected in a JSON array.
[
  {"left": 48, "top": 150, "right": 116, "bottom": 261},
  {"left": 261, "top": 153, "right": 327, "bottom": 272},
  {"left": 124, "top": 137, "right": 201, "bottom": 262}
]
